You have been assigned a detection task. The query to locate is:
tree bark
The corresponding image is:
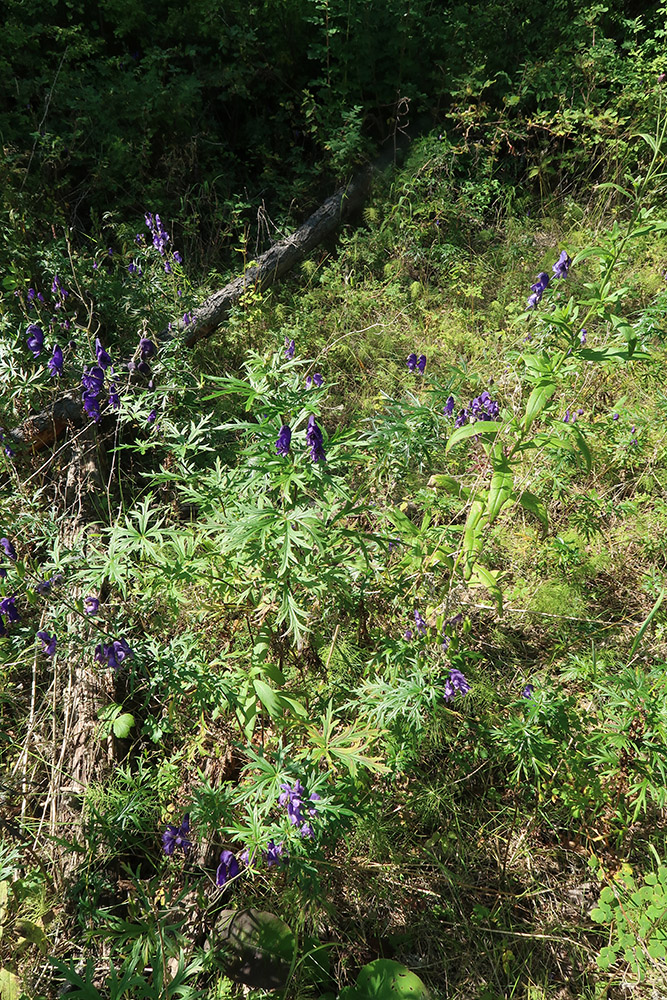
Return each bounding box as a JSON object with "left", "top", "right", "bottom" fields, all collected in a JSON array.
[{"left": 179, "top": 169, "right": 374, "bottom": 348}]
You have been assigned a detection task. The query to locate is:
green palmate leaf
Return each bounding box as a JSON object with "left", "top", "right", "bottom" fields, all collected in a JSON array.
[
  {"left": 523, "top": 382, "right": 556, "bottom": 432},
  {"left": 472, "top": 565, "right": 503, "bottom": 615},
  {"left": 112, "top": 714, "right": 135, "bottom": 739},
  {"left": 517, "top": 490, "right": 548, "bottom": 536},
  {"left": 486, "top": 453, "right": 514, "bottom": 523},
  {"left": 446, "top": 420, "right": 500, "bottom": 452}
]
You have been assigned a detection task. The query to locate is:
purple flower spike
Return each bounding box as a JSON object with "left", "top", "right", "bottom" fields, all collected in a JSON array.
[
  {"left": 173, "top": 251, "right": 183, "bottom": 264},
  {"left": 162, "top": 814, "right": 191, "bottom": 856},
  {"left": 139, "top": 337, "right": 156, "bottom": 359},
  {"left": 284, "top": 338, "right": 295, "bottom": 359},
  {"left": 443, "top": 396, "right": 455, "bottom": 416},
  {"left": 417, "top": 354, "right": 427, "bottom": 375},
  {"left": 306, "top": 373, "right": 323, "bottom": 389},
  {"left": 406, "top": 353, "right": 418, "bottom": 371},
  {"left": 443, "top": 667, "right": 471, "bottom": 702},
  {"left": 522, "top": 684, "right": 534, "bottom": 699},
  {"left": 82, "top": 366, "right": 105, "bottom": 395},
  {"left": 95, "top": 338, "right": 112, "bottom": 370},
  {"left": 403, "top": 629, "right": 413, "bottom": 641},
  {"left": 580, "top": 329, "right": 587, "bottom": 346},
  {"left": 108, "top": 383, "right": 120, "bottom": 411},
  {"left": 527, "top": 272, "right": 549, "bottom": 310},
  {"left": 414, "top": 610, "right": 427, "bottom": 635},
  {"left": 0, "top": 596, "right": 19, "bottom": 623},
  {"left": 36, "top": 631, "right": 57, "bottom": 656},
  {"left": 306, "top": 415, "right": 326, "bottom": 462},
  {"left": 276, "top": 425, "right": 291, "bottom": 456},
  {"left": 265, "top": 840, "right": 286, "bottom": 867},
  {"left": 83, "top": 393, "right": 101, "bottom": 422},
  {"left": 552, "top": 250, "right": 571, "bottom": 281},
  {"left": 84, "top": 596, "right": 100, "bottom": 615},
  {"left": 26, "top": 324, "right": 44, "bottom": 357},
  {"left": 216, "top": 849, "right": 240, "bottom": 887},
  {"left": 95, "top": 637, "right": 133, "bottom": 670},
  {"left": 1, "top": 538, "right": 17, "bottom": 561},
  {"left": 48, "top": 345, "right": 64, "bottom": 377}
]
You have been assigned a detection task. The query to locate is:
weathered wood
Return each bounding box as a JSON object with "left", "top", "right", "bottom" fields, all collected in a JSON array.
[
  {"left": 179, "top": 168, "right": 374, "bottom": 348},
  {"left": 6, "top": 390, "right": 82, "bottom": 453}
]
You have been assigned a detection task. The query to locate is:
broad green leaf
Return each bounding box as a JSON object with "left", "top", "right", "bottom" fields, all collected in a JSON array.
[
  {"left": 462, "top": 499, "right": 487, "bottom": 581},
  {"left": 472, "top": 565, "right": 503, "bottom": 615},
  {"left": 523, "top": 382, "right": 555, "bottom": 433},
  {"left": 15, "top": 918, "right": 48, "bottom": 955},
  {"left": 518, "top": 491, "right": 548, "bottom": 536},
  {"left": 427, "top": 474, "right": 469, "bottom": 499},
  {"left": 253, "top": 679, "right": 282, "bottom": 718},
  {"left": 355, "top": 958, "right": 430, "bottom": 999},
  {"left": 446, "top": 420, "right": 500, "bottom": 452},
  {"left": 486, "top": 455, "right": 514, "bottom": 523},
  {"left": 569, "top": 425, "right": 592, "bottom": 471},
  {"left": 0, "top": 968, "right": 20, "bottom": 1000},
  {"left": 579, "top": 346, "right": 651, "bottom": 363},
  {"left": 112, "top": 713, "right": 135, "bottom": 739}
]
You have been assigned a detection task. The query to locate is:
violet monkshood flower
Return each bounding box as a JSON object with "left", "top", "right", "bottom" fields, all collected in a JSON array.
[
  {"left": 278, "top": 781, "right": 320, "bottom": 834},
  {"left": 306, "top": 415, "right": 326, "bottom": 462},
  {"left": 83, "top": 393, "right": 101, "bottom": 422},
  {"left": 162, "top": 814, "right": 191, "bottom": 856},
  {"left": 139, "top": 337, "right": 157, "bottom": 359},
  {"left": 173, "top": 251, "right": 183, "bottom": 264},
  {"left": 128, "top": 262, "right": 142, "bottom": 276},
  {"left": 265, "top": 839, "right": 286, "bottom": 867},
  {"left": 26, "top": 324, "right": 44, "bottom": 357},
  {"left": 95, "top": 338, "right": 112, "bottom": 370},
  {"left": 82, "top": 365, "right": 105, "bottom": 396},
  {"left": 36, "top": 631, "right": 57, "bottom": 656},
  {"left": 580, "top": 328, "right": 587, "bottom": 346},
  {"left": 552, "top": 250, "right": 571, "bottom": 281},
  {"left": 522, "top": 684, "right": 534, "bottom": 699},
  {"left": 1, "top": 538, "right": 17, "bottom": 561},
  {"left": 0, "top": 596, "right": 19, "bottom": 623},
  {"left": 145, "top": 212, "right": 170, "bottom": 255},
  {"left": 84, "top": 596, "right": 100, "bottom": 615},
  {"left": 51, "top": 275, "right": 68, "bottom": 300},
  {"left": 417, "top": 354, "right": 427, "bottom": 375},
  {"left": 527, "top": 271, "right": 549, "bottom": 310},
  {"left": 414, "top": 609, "right": 427, "bottom": 635},
  {"left": 48, "top": 344, "right": 64, "bottom": 377},
  {"left": 216, "top": 849, "right": 240, "bottom": 887},
  {"left": 443, "top": 667, "right": 471, "bottom": 702},
  {"left": 276, "top": 425, "right": 292, "bottom": 456},
  {"left": 284, "top": 337, "right": 295, "bottom": 360},
  {"left": 443, "top": 395, "right": 455, "bottom": 416},
  {"left": 406, "top": 352, "right": 418, "bottom": 372},
  {"left": 94, "top": 637, "right": 133, "bottom": 671},
  {"left": 305, "top": 373, "right": 323, "bottom": 389},
  {"left": 108, "top": 382, "right": 120, "bottom": 411}
]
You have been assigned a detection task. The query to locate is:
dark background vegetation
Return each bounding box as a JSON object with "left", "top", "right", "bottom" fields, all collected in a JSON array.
[{"left": 2, "top": 0, "right": 663, "bottom": 263}]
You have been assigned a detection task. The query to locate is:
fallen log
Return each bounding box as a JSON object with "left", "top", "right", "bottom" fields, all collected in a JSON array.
[
  {"left": 8, "top": 136, "right": 409, "bottom": 452},
  {"left": 179, "top": 168, "right": 374, "bottom": 348}
]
